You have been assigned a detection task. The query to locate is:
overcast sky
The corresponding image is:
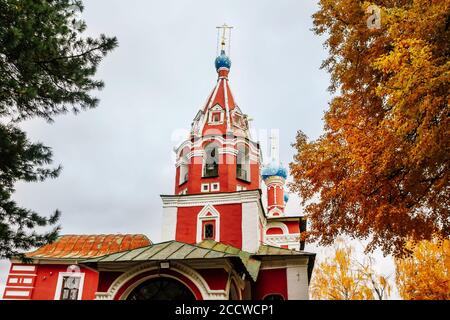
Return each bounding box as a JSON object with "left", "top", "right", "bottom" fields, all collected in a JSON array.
[{"left": 1, "top": 0, "right": 398, "bottom": 299}]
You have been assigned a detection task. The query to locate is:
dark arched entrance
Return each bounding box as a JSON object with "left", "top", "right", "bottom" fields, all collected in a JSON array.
[{"left": 126, "top": 277, "right": 196, "bottom": 300}]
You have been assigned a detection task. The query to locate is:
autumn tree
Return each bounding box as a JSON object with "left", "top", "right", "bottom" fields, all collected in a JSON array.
[
  {"left": 311, "top": 240, "right": 390, "bottom": 300},
  {"left": 0, "top": 0, "right": 117, "bottom": 258},
  {"left": 290, "top": 0, "right": 449, "bottom": 256},
  {"left": 395, "top": 237, "right": 450, "bottom": 300}
]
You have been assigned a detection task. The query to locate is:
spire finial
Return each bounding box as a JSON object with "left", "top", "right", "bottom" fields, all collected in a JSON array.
[{"left": 216, "top": 23, "right": 233, "bottom": 55}]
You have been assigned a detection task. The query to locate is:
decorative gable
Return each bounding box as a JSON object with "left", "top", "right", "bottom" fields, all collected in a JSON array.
[
  {"left": 196, "top": 205, "right": 220, "bottom": 243},
  {"left": 208, "top": 104, "right": 225, "bottom": 125}
]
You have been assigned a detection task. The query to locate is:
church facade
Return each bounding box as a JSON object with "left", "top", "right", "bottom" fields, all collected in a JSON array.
[{"left": 2, "top": 36, "right": 315, "bottom": 300}]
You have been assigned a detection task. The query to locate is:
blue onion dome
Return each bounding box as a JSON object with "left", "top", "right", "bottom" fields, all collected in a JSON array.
[
  {"left": 284, "top": 193, "right": 290, "bottom": 203},
  {"left": 261, "top": 160, "right": 288, "bottom": 180},
  {"left": 215, "top": 50, "right": 231, "bottom": 70}
]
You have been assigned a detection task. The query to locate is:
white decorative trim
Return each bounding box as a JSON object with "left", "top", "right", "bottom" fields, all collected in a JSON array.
[
  {"left": 162, "top": 190, "right": 260, "bottom": 207},
  {"left": 208, "top": 105, "right": 225, "bottom": 125},
  {"left": 265, "top": 234, "right": 301, "bottom": 243},
  {"left": 199, "top": 79, "right": 222, "bottom": 133},
  {"left": 268, "top": 207, "right": 284, "bottom": 217},
  {"left": 264, "top": 234, "right": 301, "bottom": 250},
  {"left": 265, "top": 222, "right": 289, "bottom": 234},
  {"left": 218, "top": 147, "right": 239, "bottom": 156},
  {"left": 54, "top": 272, "right": 85, "bottom": 300},
  {"left": 161, "top": 190, "right": 267, "bottom": 227},
  {"left": 4, "top": 290, "right": 30, "bottom": 297},
  {"left": 201, "top": 183, "right": 210, "bottom": 193},
  {"left": 264, "top": 175, "right": 286, "bottom": 186},
  {"left": 6, "top": 273, "right": 37, "bottom": 277},
  {"left": 11, "top": 265, "right": 36, "bottom": 272},
  {"left": 196, "top": 205, "right": 220, "bottom": 243},
  {"left": 175, "top": 136, "right": 260, "bottom": 162},
  {"left": 231, "top": 110, "right": 249, "bottom": 131},
  {"left": 224, "top": 79, "right": 231, "bottom": 132}
]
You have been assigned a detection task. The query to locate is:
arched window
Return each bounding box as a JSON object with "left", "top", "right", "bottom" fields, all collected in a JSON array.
[
  {"left": 203, "top": 143, "right": 219, "bottom": 178},
  {"left": 236, "top": 144, "right": 250, "bottom": 181},
  {"left": 179, "top": 148, "right": 190, "bottom": 185},
  {"left": 208, "top": 105, "right": 224, "bottom": 124},
  {"left": 263, "top": 294, "right": 284, "bottom": 301},
  {"left": 127, "top": 278, "right": 195, "bottom": 300}
]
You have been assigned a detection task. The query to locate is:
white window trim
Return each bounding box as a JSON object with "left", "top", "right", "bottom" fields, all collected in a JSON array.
[
  {"left": 236, "top": 185, "right": 247, "bottom": 191},
  {"left": 231, "top": 110, "right": 248, "bottom": 130},
  {"left": 264, "top": 222, "right": 289, "bottom": 235},
  {"left": 11, "top": 265, "right": 36, "bottom": 272},
  {"left": 54, "top": 272, "right": 85, "bottom": 300},
  {"left": 211, "top": 183, "right": 220, "bottom": 191},
  {"left": 208, "top": 105, "right": 225, "bottom": 125},
  {"left": 196, "top": 205, "right": 220, "bottom": 243},
  {"left": 201, "top": 183, "right": 210, "bottom": 193}
]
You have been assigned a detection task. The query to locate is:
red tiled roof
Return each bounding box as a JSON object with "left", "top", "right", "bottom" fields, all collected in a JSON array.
[{"left": 26, "top": 234, "right": 151, "bottom": 260}]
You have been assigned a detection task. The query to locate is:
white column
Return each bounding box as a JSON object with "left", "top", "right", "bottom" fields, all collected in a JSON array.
[
  {"left": 241, "top": 201, "right": 259, "bottom": 253},
  {"left": 286, "top": 265, "right": 309, "bottom": 300},
  {"left": 161, "top": 207, "right": 177, "bottom": 241}
]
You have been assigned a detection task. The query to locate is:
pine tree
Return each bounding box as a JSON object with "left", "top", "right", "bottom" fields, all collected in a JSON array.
[{"left": 0, "top": 0, "right": 118, "bottom": 259}]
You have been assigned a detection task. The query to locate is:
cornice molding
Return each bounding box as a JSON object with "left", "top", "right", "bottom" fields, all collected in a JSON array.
[{"left": 161, "top": 190, "right": 262, "bottom": 208}]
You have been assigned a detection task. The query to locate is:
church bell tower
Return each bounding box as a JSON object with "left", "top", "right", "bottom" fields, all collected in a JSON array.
[{"left": 161, "top": 25, "right": 265, "bottom": 252}]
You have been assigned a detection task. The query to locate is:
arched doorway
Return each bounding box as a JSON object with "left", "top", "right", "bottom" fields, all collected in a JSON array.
[{"left": 126, "top": 277, "right": 196, "bottom": 300}]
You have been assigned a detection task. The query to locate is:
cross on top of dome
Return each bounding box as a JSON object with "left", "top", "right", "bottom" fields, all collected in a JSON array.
[{"left": 215, "top": 23, "right": 233, "bottom": 72}]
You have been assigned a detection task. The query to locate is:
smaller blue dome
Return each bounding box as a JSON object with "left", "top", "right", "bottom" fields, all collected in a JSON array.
[
  {"left": 284, "top": 193, "right": 290, "bottom": 203},
  {"left": 261, "top": 161, "right": 288, "bottom": 180},
  {"left": 215, "top": 50, "right": 231, "bottom": 70}
]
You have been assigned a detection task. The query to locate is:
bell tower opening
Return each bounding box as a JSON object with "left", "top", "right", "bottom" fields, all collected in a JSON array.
[
  {"left": 236, "top": 143, "right": 250, "bottom": 182},
  {"left": 203, "top": 142, "right": 219, "bottom": 178}
]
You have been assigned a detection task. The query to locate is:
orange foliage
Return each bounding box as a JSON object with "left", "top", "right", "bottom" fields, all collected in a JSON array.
[
  {"left": 395, "top": 237, "right": 450, "bottom": 300},
  {"left": 311, "top": 240, "right": 390, "bottom": 300},
  {"left": 290, "top": 0, "right": 450, "bottom": 256}
]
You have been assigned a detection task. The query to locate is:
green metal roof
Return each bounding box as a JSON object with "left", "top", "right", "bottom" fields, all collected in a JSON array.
[
  {"left": 197, "top": 240, "right": 261, "bottom": 281},
  {"left": 81, "top": 240, "right": 260, "bottom": 281},
  {"left": 83, "top": 240, "right": 234, "bottom": 263},
  {"left": 81, "top": 240, "right": 315, "bottom": 283}
]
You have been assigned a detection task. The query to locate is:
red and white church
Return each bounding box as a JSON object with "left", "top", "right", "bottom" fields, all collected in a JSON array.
[{"left": 2, "top": 30, "right": 315, "bottom": 301}]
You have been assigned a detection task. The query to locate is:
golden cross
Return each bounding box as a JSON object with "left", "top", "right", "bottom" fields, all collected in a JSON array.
[{"left": 216, "top": 23, "right": 233, "bottom": 51}]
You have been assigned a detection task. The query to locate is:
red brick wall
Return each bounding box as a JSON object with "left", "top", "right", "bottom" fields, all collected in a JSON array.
[
  {"left": 31, "top": 264, "right": 99, "bottom": 300},
  {"left": 197, "top": 268, "right": 228, "bottom": 290},
  {"left": 176, "top": 203, "right": 243, "bottom": 248}
]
